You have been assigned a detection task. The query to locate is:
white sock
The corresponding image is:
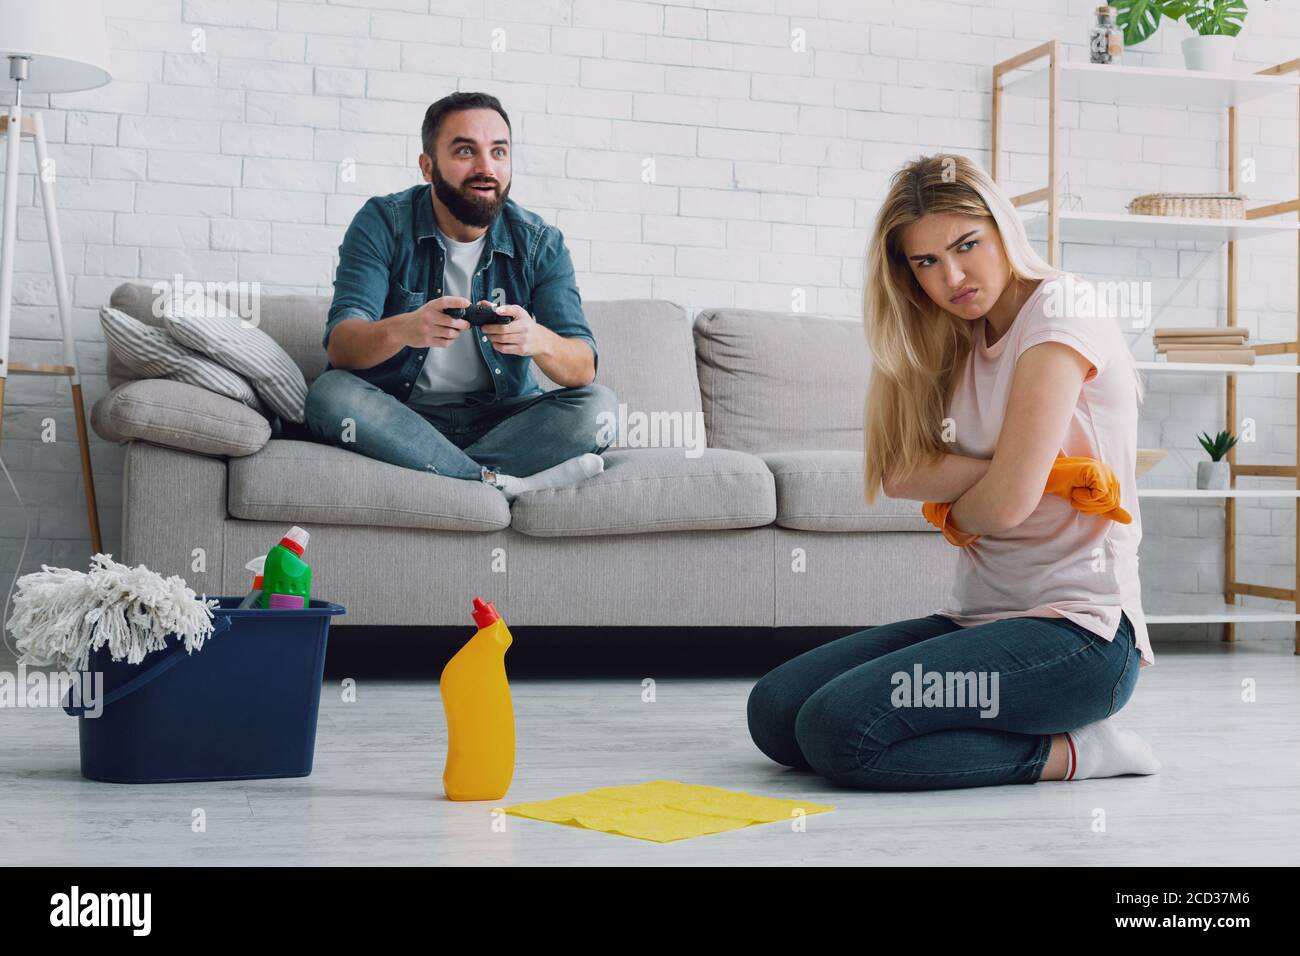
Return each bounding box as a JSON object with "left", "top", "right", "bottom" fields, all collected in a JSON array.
[
  {"left": 1063, "top": 719, "right": 1161, "bottom": 781},
  {"left": 483, "top": 453, "right": 605, "bottom": 503}
]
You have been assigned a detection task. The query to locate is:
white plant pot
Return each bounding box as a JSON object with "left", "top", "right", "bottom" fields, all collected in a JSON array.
[
  {"left": 1182, "top": 35, "right": 1237, "bottom": 72},
  {"left": 1197, "top": 460, "right": 1230, "bottom": 490}
]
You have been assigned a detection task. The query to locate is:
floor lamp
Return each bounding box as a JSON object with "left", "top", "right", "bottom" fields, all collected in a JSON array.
[{"left": 0, "top": 1, "right": 112, "bottom": 555}]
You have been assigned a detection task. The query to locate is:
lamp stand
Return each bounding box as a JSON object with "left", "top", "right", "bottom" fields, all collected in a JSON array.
[{"left": 0, "top": 54, "right": 103, "bottom": 555}]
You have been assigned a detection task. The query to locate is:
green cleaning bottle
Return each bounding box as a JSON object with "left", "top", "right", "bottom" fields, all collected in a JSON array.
[{"left": 260, "top": 526, "right": 312, "bottom": 609}]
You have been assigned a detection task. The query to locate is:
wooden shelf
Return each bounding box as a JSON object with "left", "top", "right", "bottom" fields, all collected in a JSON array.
[
  {"left": 1145, "top": 603, "right": 1300, "bottom": 624},
  {"left": 1136, "top": 360, "right": 1300, "bottom": 374},
  {"left": 1023, "top": 210, "right": 1300, "bottom": 244},
  {"left": 1138, "top": 488, "right": 1300, "bottom": 498},
  {"left": 1000, "top": 60, "right": 1300, "bottom": 109}
]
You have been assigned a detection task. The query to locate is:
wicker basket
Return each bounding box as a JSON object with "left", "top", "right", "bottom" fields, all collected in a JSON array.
[{"left": 1127, "top": 192, "right": 1245, "bottom": 219}]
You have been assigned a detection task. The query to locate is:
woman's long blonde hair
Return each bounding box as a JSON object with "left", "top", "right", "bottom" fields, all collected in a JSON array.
[{"left": 862, "top": 153, "right": 1065, "bottom": 506}]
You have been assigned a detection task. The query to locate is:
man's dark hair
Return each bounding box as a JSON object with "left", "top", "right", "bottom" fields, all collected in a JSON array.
[{"left": 421, "top": 92, "right": 511, "bottom": 157}]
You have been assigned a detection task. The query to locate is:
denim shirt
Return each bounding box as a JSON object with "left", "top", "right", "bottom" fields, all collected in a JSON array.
[{"left": 323, "top": 183, "right": 597, "bottom": 406}]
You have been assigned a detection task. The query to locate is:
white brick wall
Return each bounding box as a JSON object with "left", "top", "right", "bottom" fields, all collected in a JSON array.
[{"left": 1, "top": 0, "right": 1299, "bottom": 644}]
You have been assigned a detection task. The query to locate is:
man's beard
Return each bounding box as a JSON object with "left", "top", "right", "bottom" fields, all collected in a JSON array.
[{"left": 430, "top": 160, "right": 510, "bottom": 228}]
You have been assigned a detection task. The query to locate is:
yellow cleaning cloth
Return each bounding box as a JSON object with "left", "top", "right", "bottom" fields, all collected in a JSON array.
[{"left": 502, "top": 780, "right": 835, "bottom": 843}]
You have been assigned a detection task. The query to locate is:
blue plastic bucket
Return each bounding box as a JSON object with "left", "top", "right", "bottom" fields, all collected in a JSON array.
[{"left": 62, "top": 597, "right": 346, "bottom": 783}]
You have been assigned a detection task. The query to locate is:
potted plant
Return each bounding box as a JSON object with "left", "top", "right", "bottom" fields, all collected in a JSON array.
[
  {"left": 1114, "top": 0, "right": 1254, "bottom": 72},
  {"left": 1196, "top": 429, "right": 1238, "bottom": 489}
]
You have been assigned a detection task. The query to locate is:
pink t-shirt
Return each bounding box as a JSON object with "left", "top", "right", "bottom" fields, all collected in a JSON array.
[{"left": 935, "top": 273, "right": 1154, "bottom": 669}]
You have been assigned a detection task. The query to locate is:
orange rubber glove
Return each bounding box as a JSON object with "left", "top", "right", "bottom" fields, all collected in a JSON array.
[
  {"left": 1044, "top": 448, "right": 1132, "bottom": 524},
  {"left": 922, "top": 500, "right": 981, "bottom": 548}
]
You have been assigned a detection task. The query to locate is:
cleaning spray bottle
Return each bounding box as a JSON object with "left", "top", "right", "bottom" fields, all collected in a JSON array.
[
  {"left": 440, "top": 597, "right": 515, "bottom": 801},
  {"left": 237, "top": 554, "right": 266, "bottom": 609},
  {"left": 259, "top": 526, "right": 312, "bottom": 609}
]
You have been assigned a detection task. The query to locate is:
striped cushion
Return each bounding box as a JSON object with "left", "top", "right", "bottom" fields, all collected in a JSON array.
[
  {"left": 98, "top": 306, "right": 267, "bottom": 413},
  {"left": 160, "top": 294, "right": 308, "bottom": 423}
]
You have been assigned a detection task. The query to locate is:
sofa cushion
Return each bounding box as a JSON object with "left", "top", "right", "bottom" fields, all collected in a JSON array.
[
  {"left": 227, "top": 439, "right": 510, "bottom": 532},
  {"left": 110, "top": 286, "right": 707, "bottom": 432},
  {"left": 531, "top": 299, "right": 702, "bottom": 426},
  {"left": 694, "top": 308, "right": 870, "bottom": 454},
  {"left": 109, "top": 282, "right": 332, "bottom": 388},
  {"left": 508, "top": 447, "right": 775, "bottom": 537},
  {"left": 99, "top": 306, "right": 268, "bottom": 413},
  {"left": 91, "top": 378, "right": 272, "bottom": 458},
  {"left": 760, "top": 450, "right": 932, "bottom": 533},
  {"left": 161, "top": 293, "right": 309, "bottom": 423}
]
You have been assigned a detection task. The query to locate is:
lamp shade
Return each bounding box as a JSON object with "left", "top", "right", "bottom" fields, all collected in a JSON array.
[{"left": 0, "top": 0, "right": 112, "bottom": 93}]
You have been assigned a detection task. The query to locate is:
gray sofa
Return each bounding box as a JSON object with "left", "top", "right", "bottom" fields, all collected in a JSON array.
[{"left": 92, "top": 281, "right": 955, "bottom": 630}]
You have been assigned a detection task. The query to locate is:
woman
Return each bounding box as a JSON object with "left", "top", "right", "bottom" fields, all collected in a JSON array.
[{"left": 747, "top": 154, "right": 1161, "bottom": 790}]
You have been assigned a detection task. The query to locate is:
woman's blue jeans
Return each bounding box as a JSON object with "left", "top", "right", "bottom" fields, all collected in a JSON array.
[
  {"left": 748, "top": 610, "right": 1140, "bottom": 791},
  {"left": 304, "top": 369, "right": 620, "bottom": 480}
]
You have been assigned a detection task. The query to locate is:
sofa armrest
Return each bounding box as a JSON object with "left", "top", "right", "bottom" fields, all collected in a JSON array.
[
  {"left": 121, "top": 441, "right": 228, "bottom": 595},
  {"left": 92, "top": 378, "right": 271, "bottom": 458}
]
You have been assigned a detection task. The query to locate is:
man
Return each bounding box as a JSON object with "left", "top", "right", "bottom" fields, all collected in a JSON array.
[{"left": 305, "top": 91, "right": 618, "bottom": 501}]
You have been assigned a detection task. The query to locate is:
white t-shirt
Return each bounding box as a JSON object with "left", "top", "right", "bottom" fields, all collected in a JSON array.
[
  {"left": 934, "top": 273, "right": 1154, "bottom": 670},
  {"left": 407, "top": 227, "right": 495, "bottom": 408}
]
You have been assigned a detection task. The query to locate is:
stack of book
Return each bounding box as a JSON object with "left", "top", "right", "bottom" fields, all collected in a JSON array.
[{"left": 1154, "top": 326, "right": 1254, "bottom": 365}]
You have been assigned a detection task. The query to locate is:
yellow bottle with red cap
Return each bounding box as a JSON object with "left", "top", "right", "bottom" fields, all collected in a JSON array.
[{"left": 440, "top": 597, "right": 515, "bottom": 800}]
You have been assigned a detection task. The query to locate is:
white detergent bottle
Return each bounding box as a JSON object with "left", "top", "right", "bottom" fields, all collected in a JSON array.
[{"left": 237, "top": 554, "right": 267, "bottom": 608}]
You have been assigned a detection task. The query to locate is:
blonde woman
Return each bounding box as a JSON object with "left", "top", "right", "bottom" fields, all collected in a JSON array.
[{"left": 748, "top": 154, "right": 1161, "bottom": 790}]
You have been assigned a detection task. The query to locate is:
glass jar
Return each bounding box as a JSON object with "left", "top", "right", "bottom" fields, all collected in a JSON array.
[{"left": 1090, "top": 5, "right": 1123, "bottom": 64}]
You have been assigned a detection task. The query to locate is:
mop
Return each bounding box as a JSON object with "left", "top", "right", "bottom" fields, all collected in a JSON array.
[{"left": 4, "top": 552, "right": 220, "bottom": 673}]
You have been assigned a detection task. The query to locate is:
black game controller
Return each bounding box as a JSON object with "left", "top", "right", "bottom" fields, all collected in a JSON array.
[{"left": 445, "top": 303, "right": 513, "bottom": 326}]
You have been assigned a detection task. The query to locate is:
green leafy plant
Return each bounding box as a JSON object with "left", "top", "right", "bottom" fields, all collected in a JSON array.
[
  {"left": 1197, "top": 429, "right": 1239, "bottom": 461},
  {"left": 1114, "top": 0, "right": 1253, "bottom": 47}
]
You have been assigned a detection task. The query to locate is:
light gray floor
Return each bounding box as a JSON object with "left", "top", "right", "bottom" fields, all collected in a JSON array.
[{"left": 1, "top": 637, "right": 1296, "bottom": 865}]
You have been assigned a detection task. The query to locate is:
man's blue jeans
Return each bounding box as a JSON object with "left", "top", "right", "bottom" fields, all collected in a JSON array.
[
  {"left": 748, "top": 610, "right": 1140, "bottom": 790},
  {"left": 304, "top": 369, "right": 620, "bottom": 480}
]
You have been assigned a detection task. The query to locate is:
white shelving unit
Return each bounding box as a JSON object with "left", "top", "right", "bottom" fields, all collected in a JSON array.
[
  {"left": 1146, "top": 604, "right": 1300, "bottom": 624},
  {"left": 1023, "top": 209, "right": 1300, "bottom": 243},
  {"left": 1138, "top": 489, "right": 1300, "bottom": 497},
  {"left": 993, "top": 42, "right": 1300, "bottom": 650},
  {"left": 999, "top": 58, "right": 1298, "bottom": 109},
  {"left": 1135, "top": 361, "right": 1300, "bottom": 374}
]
